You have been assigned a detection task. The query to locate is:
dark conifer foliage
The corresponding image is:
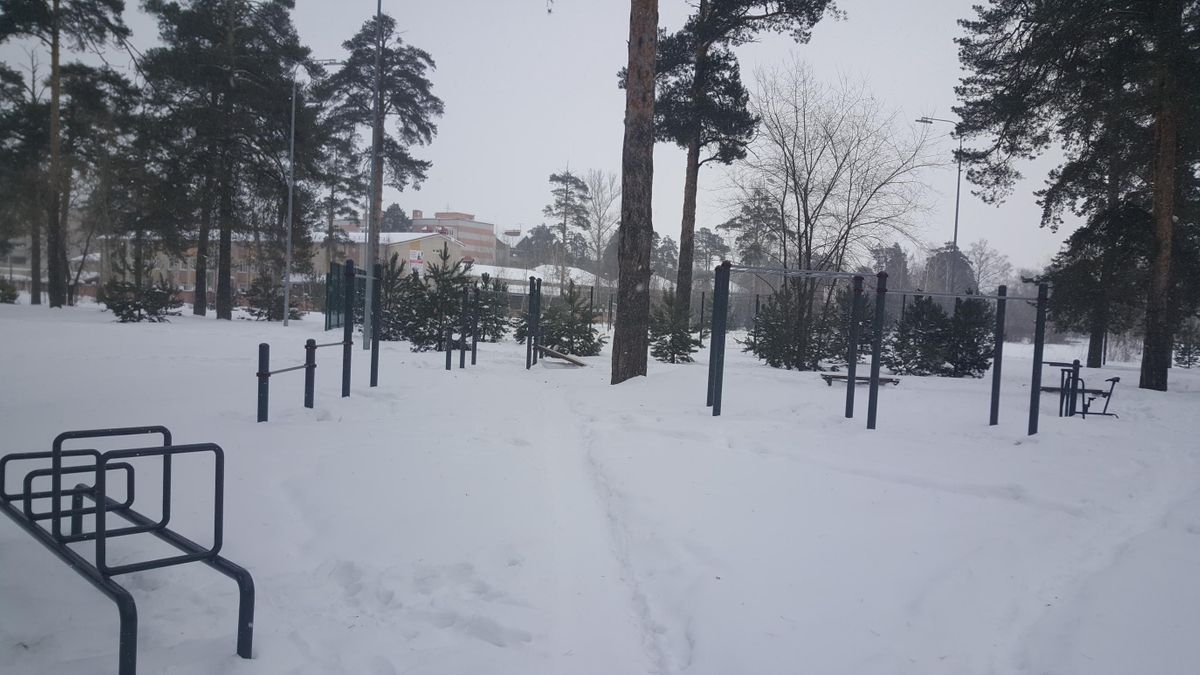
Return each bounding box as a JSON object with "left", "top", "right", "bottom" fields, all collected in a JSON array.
[
  {"left": 883, "top": 296, "right": 950, "bottom": 377},
  {"left": 650, "top": 290, "right": 701, "bottom": 363},
  {"left": 540, "top": 281, "right": 606, "bottom": 357}
]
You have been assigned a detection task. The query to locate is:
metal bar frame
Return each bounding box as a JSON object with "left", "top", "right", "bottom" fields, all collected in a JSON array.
[
  {"left": 1028, "top": 283, "right": 1048, "bottom": 435},
  {"left": 989, "top": 285, "right": 1007, "bottom": 425},
  {"left": 844, "top": 275, "right": 864, "bottom": 418},
  {"left": 0, "top": 426, "right": 254, "bottom": 675},
  {"left": 866, "top": 272, "right": 888, "bottom": 430},
  {"left": 341, "top": 259, "right": 354, "bottom": 398}
]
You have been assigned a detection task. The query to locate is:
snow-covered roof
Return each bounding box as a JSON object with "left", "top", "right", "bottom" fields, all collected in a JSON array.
[{"left": 311, "top": 231, "right": 463, "bottom": 247}]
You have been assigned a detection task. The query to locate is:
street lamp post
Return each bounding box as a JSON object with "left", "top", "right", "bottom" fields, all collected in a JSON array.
[
  {"left": 283, "top": 59, "right": 342, "bottom": 327},
  {"left": 917, "top": 115, "right": 964, "bottom": 290}
]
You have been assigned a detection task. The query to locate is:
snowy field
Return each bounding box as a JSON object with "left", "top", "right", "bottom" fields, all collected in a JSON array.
[{"left": 2, "top": 300, "right": 1199, "bottom": 675}]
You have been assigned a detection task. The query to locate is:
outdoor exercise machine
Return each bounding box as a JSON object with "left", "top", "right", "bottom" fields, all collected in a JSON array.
[
  {"left": 256, "top": 260, "right": 380, "bottom": 422},
  {"left": 445, "top": 285, "right": 482, "bottom": 371},
  {"left": 1041, "top": 359, "right": 1120, "bottom": 418},
  {"left": 0, "top": 426, "right": 255, "bottom": 675},
  {"left": 706, "top": 261, "right": 1053, "bottom": 435}
]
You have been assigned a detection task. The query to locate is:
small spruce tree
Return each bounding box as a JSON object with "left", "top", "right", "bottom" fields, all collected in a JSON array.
[
  {"left": 539, "top": 281, "right": 606, "bottom": 356},
  {"left": 475, "top": 273, "right": 511, "bottom": 342},
  {"left": 650, "top": 290, "right": 701, "bottom": 363},
  {"left": 944, "top": 297, "right": 995, "bottom": 378},
  {"left": 245, "top": 275, "right": 303, "bottom": 321},
  {"left": 883, "top": 296, "right": 951, "bottom": 376},
  {"left": 422, "top": 243, "right": 473, "bottom": 351},
  {"left": 0, "top": 278, "right": 17, "bottom": 304},
  {"left": 1175, "top": 319, "right": 1200, "bottom": 368}
]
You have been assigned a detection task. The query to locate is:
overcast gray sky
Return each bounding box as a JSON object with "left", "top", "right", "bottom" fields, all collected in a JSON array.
[{"left": 2, "top": 0, "right": 1079, "bottom": 271}]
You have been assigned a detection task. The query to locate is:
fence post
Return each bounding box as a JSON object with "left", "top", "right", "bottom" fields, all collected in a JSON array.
[
  {"left": 866, "top": 271, "right": 888, "bottom": 430},
  {"left": 342, "top": 259, "right": 353, "bottom": 398},
  {"left": 304, "top": 339, "right": 316, "bottom": 408},
  {"left": 845, "top": 275, "right": 864, "bottom": 418},
  {"left": 370, "top": 263, "right": 381, "bottom": 387},
  {"left": 1028, "top": 282, "right": 1048, "bottom": 435},
  {"left": 990, "top": 285, "right": 1007, "bottom": 425},
  {"left": 257, "top": 343, "right": 269, "bottom": 422},
  {"left": 526, "top": 277, "right": 535, "bottom": 369}
]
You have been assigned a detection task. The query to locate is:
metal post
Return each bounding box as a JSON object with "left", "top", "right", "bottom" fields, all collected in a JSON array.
[
  {"left": 445, "top": 321, "right": 453, "bottom": 370},
  {"left": 589, "top": 285, "right": 594, "bottom": 324},
  {"left": 304, "top": 339, "right": 316, "bottom": 408},
  {"left": 526, "top": 277, "right": 535, "bottom": 369},
  {"left": 989, "top": 285, "right": 1007, "bottom": 425},
  {"left": 1028, "top": 282, "right": 1048, "bottom": 435},
  {"left": 342, "top": 260, "right": 353, "bottom": 397},
  {"left": 1075, "top": 357, "right": 1084, "bottom": 415},
  {"left": 866, "top": 272, "right": 888, "bottom": 430},
  {"left": 459, "top": 288, "right": 468, "bottom": 369},
  {"left": 532, "top": 279, "right": 542, "bottom": 365},
  {"left": 755, "top": 293, "right": 760, "bottom": 316},
  {"left": 471, "top": 285, "right": 480, "bottom": 365},
  {"left": 712, "top": 263, "right": 731, "bottom": 416},
  {"left": 698, "top": 291, "right": 706, "bottom": 348},
  {"left": 283, "top": 76, "right": 297, "bottom": 326},
  {"left": 608, "top": 294, "right": 613, "bottom": 330},
  {"left": 370, "top": 263, "right": 381, "bottom": 387},
  {"left": 845, "top": 276, "right": 864, "bottom": 418},
  {"left": 256, "top": 343, "right": 269, "bottom": 423}
]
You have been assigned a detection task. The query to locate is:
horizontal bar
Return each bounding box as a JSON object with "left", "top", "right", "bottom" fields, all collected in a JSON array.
[
  {"left": 262, "top": 363, "right": 307, "bottom": 376},
  {"left": 101, "top": 443, "right": 219, "bottom": 461},
  {"left": 313, "top": 340, "right": 348, "bottom": 348},
  {"left": 728, "top": 264, "right": 862, "bottom": 280},
  {"left": 56, "top": 521, "right": 153, "bottom": 544},
  {"left": 881, "top": 289, "right": 1039, "bottom": 301},
  {"left": 1, "top": 448, "right": 100, "bottom": 500}
]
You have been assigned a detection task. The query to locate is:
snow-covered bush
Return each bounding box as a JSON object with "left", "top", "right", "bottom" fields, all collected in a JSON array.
[
  {"left": 650, "top": 291, "right": 700, "bottom": 363},
  {"left": 0, "top": 277, "right": 17, "bottom": 304},
  {"left": 245, "top": 276, "right": 302, "bottom": 321},
  {"left": 100, "top": 279, "right": 182, "bottom": 323}
]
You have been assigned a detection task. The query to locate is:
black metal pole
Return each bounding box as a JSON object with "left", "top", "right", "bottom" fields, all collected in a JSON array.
[
  {"left": 459, "top": 288, "right": 468, "bottom": 369},
  {"left": 589, "top": 285, "right": 594, "bottom": 324},
  {"left": 755, "top": 293, "right": 760, "bottom": 316},
  {"left": 1028, "top": 282, "right": 1048, "bottom": 435},
  {"left": 608, "top": 294, "right": 613, "bottom": 330},
  {"left": 532, "top": 279, "right": 542, "bottom": 365},
  {"left": 866, "top": 271, "right": 888, "bottom": 430},
  {"left": 342, "top": 259, "right": 354, "bottom": 398},
  {"left": 304, "top": 338, "right": 316, "bottom": 408},
  {"left": 698, "top": 291, "right": 706, "bottom": 348},
  {"left": 445, "top": 320, "right": 453, "bottom": 370},
  {"left": 989, "top": 285, "right": 1007, "bottom": 425},
  {"left": 256, "top": 343, "right": 269, "bottom": 423},
  {"left": 370, "top": 263, "right": 381, "bottom": 387},
  {"left": 1075, "top": 357, "right": 1084, "bottom": 415},
  {"left": 471, "top": 284, "right": 479, "bottom": 366},
  {"left": 845, "top": 276, "right": 864, "bottom": 418},
  {"left": 530, "top": 275, "right": 540, "bottom": 367},
  {"left": 712, "top": 262, "right": 732, "bottom": 416}
]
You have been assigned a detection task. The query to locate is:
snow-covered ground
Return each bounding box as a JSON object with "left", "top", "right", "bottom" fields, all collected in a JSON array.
[{"left": 1, "top": 301, "right": 1198, "bottom": 675}]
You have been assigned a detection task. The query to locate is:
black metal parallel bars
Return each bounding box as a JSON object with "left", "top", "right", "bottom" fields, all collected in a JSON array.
[
  {"left": 304, "top": 339, "right": 316, "bottom": 408},
  {"left": 866, "top": 271, "right": 888, "bottom": 430},
  {"left": 532, "top": 279, "right": 542, "bottom": 365},
  {"left": 1028, "top": 282, "right": 1049, "bottom": 435},
  {"left": 989, "top": 285, "right": 1007, "bottom": 426},
  {"left": 471, "top": 285, "right": 480, "bottom": 366},
  {"left": 845, "top": 275, "right": 864, "bottom": 418},
  {"left": 459, "top": 288, "right": 469, "bottom": 369}
]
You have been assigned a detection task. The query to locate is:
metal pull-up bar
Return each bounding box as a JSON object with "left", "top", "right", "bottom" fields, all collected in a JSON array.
[{"left": 706, "top": 261, "right": 1051, "bottom": 436}]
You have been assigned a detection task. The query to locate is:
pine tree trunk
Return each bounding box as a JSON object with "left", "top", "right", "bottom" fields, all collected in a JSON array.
[
  {"left": 215, "top": 6, "right": 236, "bottom": 321},
  {"left": 29, "top": 211, "right": 42, "bottom": 304},
  {"left": 46, "top": 0, "right": 67, "bottom": 308},
  {"left": 194, "top": 171, "right": 213, "bottom": 315},
  {"left": 675, "top": 135, "right": 701, "bottom": 319},
  {"left": 1140, "top": 0, "right": 1182, "bottom": 391},
  {"left": 674, "top": 2, "right": 709, "bottom": 321},
  {"left": 1086, "top": 305, "right": 1106, "bottom": 369},
  {"left": 611, "top": 0, "right": 658, "bottom": 385}
]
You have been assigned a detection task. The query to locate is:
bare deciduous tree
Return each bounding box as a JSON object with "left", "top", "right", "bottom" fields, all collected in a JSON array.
[
  {"left": 966, "top": 238, "right": 1012, "bottom": 291},
  {"left": 583, "top": 168, "right": 620, "bottom": 286}
]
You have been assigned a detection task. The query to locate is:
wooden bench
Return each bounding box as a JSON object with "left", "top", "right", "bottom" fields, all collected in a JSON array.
[
  {"left": 820, "top": 374, "right": 900, "bottom": 387},
  {"left": 537, "top": 345, "right": 587, "bottom": 367}
]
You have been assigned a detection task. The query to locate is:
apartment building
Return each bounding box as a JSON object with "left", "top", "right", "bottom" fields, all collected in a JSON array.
[
  {"left": 312, "top": 231, "right": 466, "bottom": 275},
  {"left": 411, "top": 210, "right": 496, "bottom": 264}
]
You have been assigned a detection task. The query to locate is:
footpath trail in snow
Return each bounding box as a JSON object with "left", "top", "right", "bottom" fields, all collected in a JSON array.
[{"left": 1, "top": 301, "right": 1199, "bottom": 675}]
